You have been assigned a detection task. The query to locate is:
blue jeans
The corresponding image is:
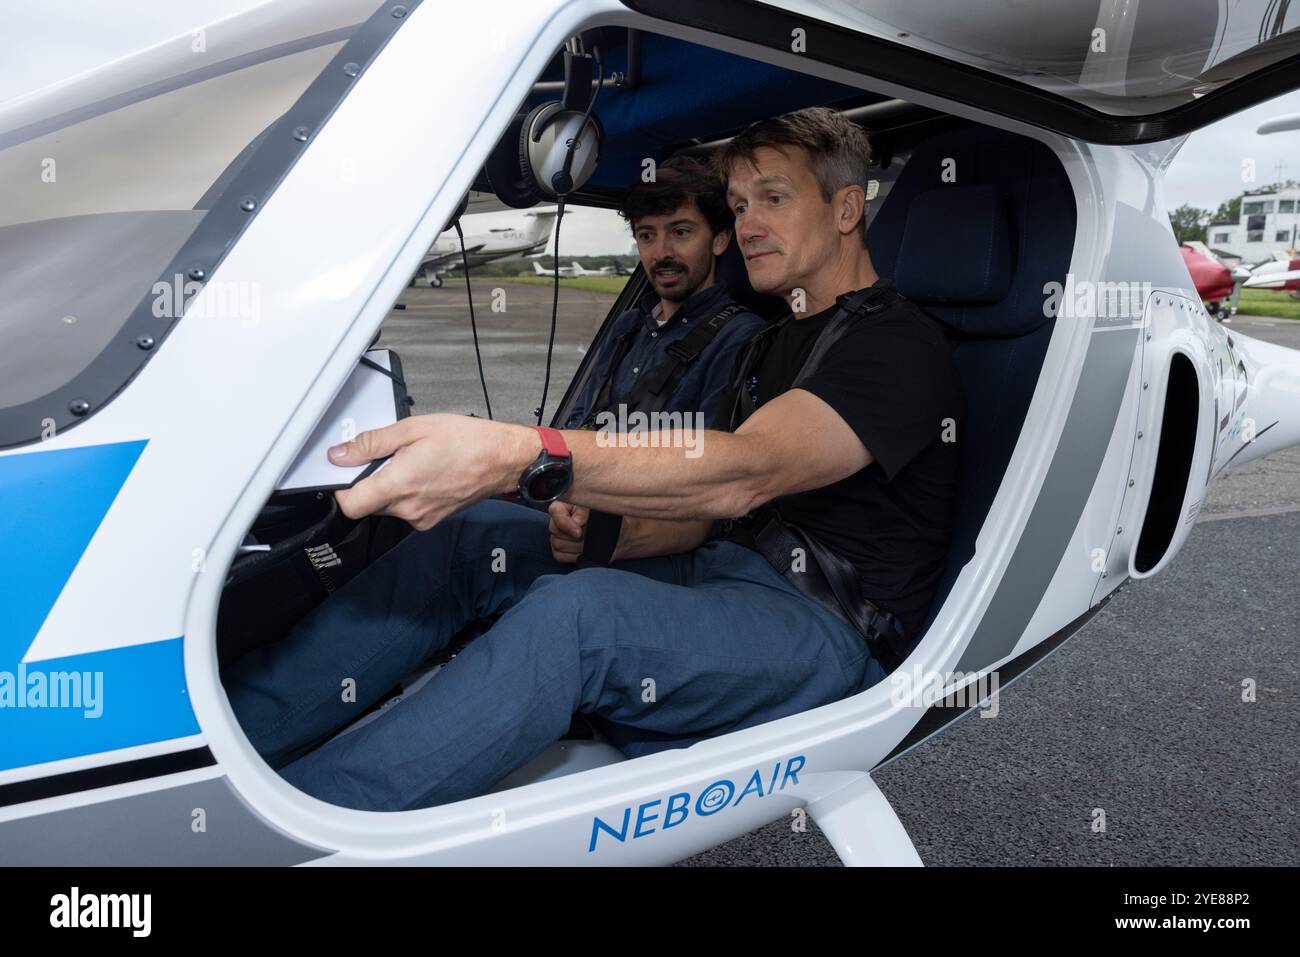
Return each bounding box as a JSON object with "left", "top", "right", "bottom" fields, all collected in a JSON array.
[{"left": 222, "top": 498, "right": 886, "bottom": 811}]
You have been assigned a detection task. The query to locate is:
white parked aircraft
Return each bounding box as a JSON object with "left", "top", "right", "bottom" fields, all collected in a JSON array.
[
  {"left": 2, "top": 0, "right": 1299, "bottom": 867},
  {"left": 532, "top": 259, "right": 621, "bottom": 277},
  {"left": 533, "top": 259, "right": 581, "bottom": 277},
  {"left": 570, "top": 260, "right": 621, "bottom": 276},
  {"left": 1242, "top": 255, "right": 1300, "bottom": 291},
  {"left": 417, "top": 208, "right": 557, "bottom": 286}
]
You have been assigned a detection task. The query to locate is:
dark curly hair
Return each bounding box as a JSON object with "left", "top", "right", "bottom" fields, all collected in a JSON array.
[{"left": 619, "top": 154, "right": 733, "bottom": 237}]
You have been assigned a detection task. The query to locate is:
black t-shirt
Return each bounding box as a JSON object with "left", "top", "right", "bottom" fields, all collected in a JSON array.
[{"left": 726, "top": 280, "right": 964, "bottom": 637}]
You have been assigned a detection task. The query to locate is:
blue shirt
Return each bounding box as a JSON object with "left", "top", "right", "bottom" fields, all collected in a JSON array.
[{"left": 563, "top": 281, "right": 765, "bottom": 430}]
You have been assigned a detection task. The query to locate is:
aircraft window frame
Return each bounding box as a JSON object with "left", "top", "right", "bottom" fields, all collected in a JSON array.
[
  {"left": 624, "top": 0, "right": 1300, "bottom": 145},
  {"left": 0, "top": 0, "right": 410, "bottom": 451}
]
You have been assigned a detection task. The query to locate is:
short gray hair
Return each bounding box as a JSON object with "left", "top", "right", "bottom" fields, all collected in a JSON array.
[{"left": 712, "top": 107, "right": 874, "bottom": 246}]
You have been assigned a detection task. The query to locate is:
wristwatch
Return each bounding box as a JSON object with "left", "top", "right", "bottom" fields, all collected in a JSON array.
[{"left": 517, "top": 426, "right": 573, "bottom": 506}]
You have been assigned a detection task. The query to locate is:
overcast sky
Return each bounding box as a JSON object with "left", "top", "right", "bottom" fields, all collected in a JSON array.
[
  {"left": 1164, "top": 91, "right": 1300, "bottom": 214},
  {"left": 2, "top": 0, "right": 1298, "bottom": 251}
]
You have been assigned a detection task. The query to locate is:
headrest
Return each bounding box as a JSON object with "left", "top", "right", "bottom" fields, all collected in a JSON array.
[
  {"left": 868, "top": 124, "right": 1075, "bottom": 339},
  {"left": 894, "top": 185, "right": 1013, "bottom": 306}
]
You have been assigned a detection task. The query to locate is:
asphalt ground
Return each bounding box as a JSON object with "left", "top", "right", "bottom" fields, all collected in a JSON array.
[{"left": 381, "top": 284, "right": 1300, "bottom": 866}]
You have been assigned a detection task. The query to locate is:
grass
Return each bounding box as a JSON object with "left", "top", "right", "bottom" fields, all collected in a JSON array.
[
  {"left": 1236, "top": 289, "right": 1300, "bottom": 320},
  {"left": 497, "top": 275, "right": 630, "bottom": 295}
]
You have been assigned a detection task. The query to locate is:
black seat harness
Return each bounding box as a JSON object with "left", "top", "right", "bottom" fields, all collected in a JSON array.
[
  {"left": 576, "top": 299, "right": 747, "bottom": 562},
  {"left": 719, "top": 281, "right": 911, "bottom": 672},
  {"left": 578, "top": 301, "right": 747, "bottom": 429}
]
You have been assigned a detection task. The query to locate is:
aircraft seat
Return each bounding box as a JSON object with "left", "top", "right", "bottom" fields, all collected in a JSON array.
[{"left": 865, "top": 124, "right": 1078, "bottom": 644}]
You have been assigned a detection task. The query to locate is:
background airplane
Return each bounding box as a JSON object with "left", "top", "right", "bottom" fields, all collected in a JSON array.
[
  {"left": 533, "top": 259, "right": 581, "bottom": 277},
  {"left": 569, "top": 261, "right": 619, "bottom": 276},
  {"left": 1180, "top": 242, "right": 1253, "bottom": 318},
  {"left": 416, "top": 208, "right": 557, "bottom": 286},
  {"left": 1241, "top": 254, "right": 1300, "bottom": 295},
  {"left": 1181, "top": 242, "right": 1300, "bottom": 318},
  {"left": 532, "top": 260, "right": 625, "bottom": 277},
  {"left": 1178, "top": 112, "right": 1300, "bottom": 318}
]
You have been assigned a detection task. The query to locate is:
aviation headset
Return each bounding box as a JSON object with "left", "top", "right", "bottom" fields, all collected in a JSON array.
[
  {"left": 483, "top": 47, "right": 605, "bottom": 208},
  {"left": 456, "top": 44, "right": 605, "bottom": 425}
]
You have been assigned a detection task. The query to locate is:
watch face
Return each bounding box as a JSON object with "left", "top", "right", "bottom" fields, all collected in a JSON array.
[{"left": 526, "top": 460, "right": 572, "bottom": 503}]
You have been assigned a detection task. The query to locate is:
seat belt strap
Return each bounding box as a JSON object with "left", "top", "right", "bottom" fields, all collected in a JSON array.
[
  {"left": 726, "top": 281, "right": 902, "bottom": 433},
  {"left": 576, "top": 301, "right": 747, "bottom": 565},
  {"left": 747, "top": 507, "right": 907, "bottom": 671},
  {"left": 579, "top": 328, "right": 637, "bottom": 428},
  {"left": 723, "top": 316, "right": 788, "bottom": 432},
  {"left": 621, "top": 302, "right": 746, "bottom": 415}
]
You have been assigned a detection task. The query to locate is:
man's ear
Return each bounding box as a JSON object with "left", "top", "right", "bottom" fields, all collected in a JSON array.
[
  {"left": 711, "top": 228, "right": 732, "bottom": 257},
  {"left": 835, "top": 184, "right": 867, "bottom": 241}
]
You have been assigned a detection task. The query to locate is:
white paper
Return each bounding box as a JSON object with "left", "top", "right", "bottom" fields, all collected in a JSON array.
[{"left": 276, "top": 349, "right": 402, "bottom": 493}]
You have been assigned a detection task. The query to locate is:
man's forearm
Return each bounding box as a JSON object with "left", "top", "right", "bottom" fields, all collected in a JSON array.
[
  {"left": 337, "top": 385, "right": 864, "bottom": 532},
  {"left": 495, "top": 426, "right": 766, "bottom": 521},
  {"left": 611, "top": 515, "right": 716, "bottom": 561}
]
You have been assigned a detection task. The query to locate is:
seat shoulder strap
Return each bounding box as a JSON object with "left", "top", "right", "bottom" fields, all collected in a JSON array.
[
  {"left": 791, "top": 284, "right": 903, "bottom": 389},
  {"left": 622, "top": 302, "right": 747, "bottom": 414},
  {"left": 725, "top": 315, "right": 790, "bottom": 430}
]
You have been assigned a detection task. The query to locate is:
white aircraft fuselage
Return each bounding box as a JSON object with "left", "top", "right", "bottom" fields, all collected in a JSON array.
[{"left": 1, "top": 0, "right": 1297, "bottom": 867}]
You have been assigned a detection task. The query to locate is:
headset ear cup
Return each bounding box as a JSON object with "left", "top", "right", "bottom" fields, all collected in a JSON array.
[
  {"left": 482, "top": 111, "right": 537, "bottom": 209},
  {"left": 577, "top": 113, "right": 604, "bottom": 188},
  {"left": 556, "top": 110, "right": 602, "bottom": 194},
  {"left": 517, "top": 101, "right": 560, "bottom": 202}
]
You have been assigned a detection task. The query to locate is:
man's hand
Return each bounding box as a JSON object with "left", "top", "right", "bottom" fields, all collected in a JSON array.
[
  {"left": 547, "top": 501, "right": 589, "bottom": 562},
  {"left": 330, "top": 413, "right": 537, "bottom": 530}
]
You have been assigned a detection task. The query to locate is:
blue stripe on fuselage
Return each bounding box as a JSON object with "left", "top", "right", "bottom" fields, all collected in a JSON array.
[{"left": 0, "top": 441, "right": 199, "bottom": 771}]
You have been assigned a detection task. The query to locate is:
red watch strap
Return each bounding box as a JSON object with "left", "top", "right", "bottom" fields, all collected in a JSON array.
[{"left": 529, "top": 425, "right": 570, "bottom": 458}]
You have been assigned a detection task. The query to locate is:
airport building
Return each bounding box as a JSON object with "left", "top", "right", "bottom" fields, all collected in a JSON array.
[{"left": 1208, "top": 187, "right": 1300, "bottom": 262}]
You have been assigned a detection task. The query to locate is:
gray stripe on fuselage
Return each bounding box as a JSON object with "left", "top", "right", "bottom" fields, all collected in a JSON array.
[
  {"left": 955, "top": 326, "right": 1139, "bottom": 672},
  {"left": 0, "top": 775, "right": 331, "bottom": 865}
]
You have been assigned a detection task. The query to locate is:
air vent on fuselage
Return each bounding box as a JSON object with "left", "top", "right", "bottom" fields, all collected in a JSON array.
[{"left": 1134, "top": 353, "right": 1199, "bottom": 574}]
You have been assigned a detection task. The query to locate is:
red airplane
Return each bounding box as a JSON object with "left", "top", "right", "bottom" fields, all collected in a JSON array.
[{"left": 1179, "top": 242, "right": 1239, "bottom": 317}]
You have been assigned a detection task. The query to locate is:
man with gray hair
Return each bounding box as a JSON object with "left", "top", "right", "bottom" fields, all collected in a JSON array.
[{"left": 223, "top": 106, "right": 964, "bottom": 812}]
